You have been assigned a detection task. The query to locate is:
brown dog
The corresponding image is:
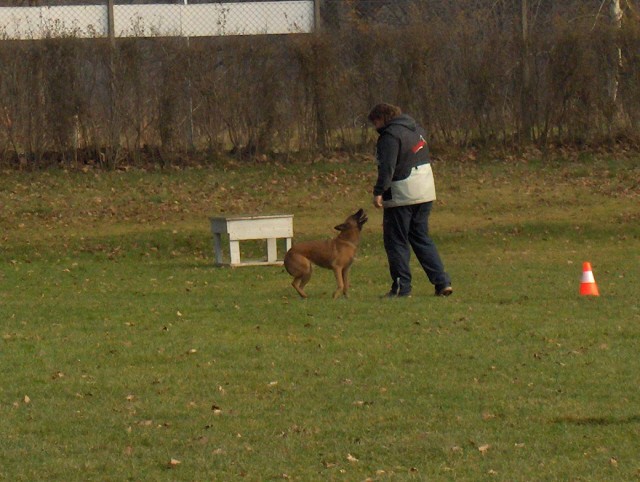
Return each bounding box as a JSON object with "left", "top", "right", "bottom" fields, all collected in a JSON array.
[{"left": 284, "top": 209, "right": 368, "bottom": 299}]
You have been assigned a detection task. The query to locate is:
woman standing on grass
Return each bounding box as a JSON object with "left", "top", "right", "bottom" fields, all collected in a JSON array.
[{"left": 369, "top": 103, "right": 452, "bottom": 298}]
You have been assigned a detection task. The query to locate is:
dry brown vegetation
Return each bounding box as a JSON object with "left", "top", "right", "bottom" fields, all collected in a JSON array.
[{"left": 1, "top": 1, "right": 639, "bottom": 168}]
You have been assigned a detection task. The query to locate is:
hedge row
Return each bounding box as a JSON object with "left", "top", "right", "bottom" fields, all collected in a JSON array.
[{"left": 1, "top": 7, "right": 638, "bottom": 167}]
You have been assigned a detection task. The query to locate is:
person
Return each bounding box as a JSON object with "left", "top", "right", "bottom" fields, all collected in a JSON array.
[{"left": 368, "top": 103, "right": 452, "bottom": 298}]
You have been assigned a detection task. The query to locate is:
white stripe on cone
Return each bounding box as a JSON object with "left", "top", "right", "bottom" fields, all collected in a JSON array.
[{"left": 581, "top": 271, "right": 595, "bottom": 283}]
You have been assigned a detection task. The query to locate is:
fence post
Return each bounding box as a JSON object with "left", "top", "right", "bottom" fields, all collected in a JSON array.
[
  {"left": 314, "top": 0, "right": 321, "bottom": 32},
  {"left": 107, "top": 0, "right": 118, "bottom": 167},
  {"left": 107, "top": 0, "right": 115, "bottom": 47},
  {"left": 520, "top": 0, "right": 532, "bottom": 142},
  {"left": 184, "top": 0, "right": 194, "bottom": 151}
]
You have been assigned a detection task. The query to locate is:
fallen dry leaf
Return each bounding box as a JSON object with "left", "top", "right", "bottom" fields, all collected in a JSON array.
[
  {"left": 347, "top": 453, "right": 358, "bottom": 463},
  {"left": 168, "top": 458, "right": 181, "bottom": 467},
  {"left": 478, "top": 444, "right": 491, "bottom": 454},
  {"left": 23, "top": 395, "right": 31, "bottom": 404}
]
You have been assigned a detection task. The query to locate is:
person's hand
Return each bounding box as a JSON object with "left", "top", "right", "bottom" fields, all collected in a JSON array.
[{"left": 373, "top": 195, "right": 383, "bottom": 209}]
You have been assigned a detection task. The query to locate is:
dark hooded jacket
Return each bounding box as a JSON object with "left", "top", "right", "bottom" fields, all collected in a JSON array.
[{"left": 373, "top": 114, "right": 435, "bottom": 207}]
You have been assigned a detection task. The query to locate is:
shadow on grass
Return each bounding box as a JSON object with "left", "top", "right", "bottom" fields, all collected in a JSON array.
[{"left": 553, "top": 415, "right": 640, "bottom": 426}]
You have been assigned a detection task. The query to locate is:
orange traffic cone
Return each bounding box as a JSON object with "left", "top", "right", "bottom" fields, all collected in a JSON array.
[{"left": 579, "top": 262, "right": 599, "bottom": 296}]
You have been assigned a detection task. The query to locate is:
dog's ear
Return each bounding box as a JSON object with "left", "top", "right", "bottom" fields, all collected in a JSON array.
[{"left": 334, "top": 223, "right": 348, "bottom": 231}]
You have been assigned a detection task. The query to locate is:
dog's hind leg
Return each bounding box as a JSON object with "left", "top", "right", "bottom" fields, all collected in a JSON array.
[
  {"left": 292, "top": 264, "right": 312, "bottom": 299},
  {"left": 292, "top": 269, "right": 312, "bottom": 298},
  {"left": 285, "top": 252, "right": 312, "bottom": 298}
]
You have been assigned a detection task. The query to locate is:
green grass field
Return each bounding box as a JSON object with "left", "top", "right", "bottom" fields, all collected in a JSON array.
[{"left": 1, "top": 153, "right": 640, "bottom": 481}]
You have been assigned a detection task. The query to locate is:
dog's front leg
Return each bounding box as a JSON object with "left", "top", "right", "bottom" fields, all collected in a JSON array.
[
  {"left": 332, "top": 267, "right": 345, "bottom": 299},
  {"left": 342, "top": 266, "right": 351, "bottom": 298}
]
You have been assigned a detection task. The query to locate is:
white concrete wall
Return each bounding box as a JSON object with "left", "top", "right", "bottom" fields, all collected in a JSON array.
[{"left": 0, "top": 1, "right": 314, "bottom": 39}]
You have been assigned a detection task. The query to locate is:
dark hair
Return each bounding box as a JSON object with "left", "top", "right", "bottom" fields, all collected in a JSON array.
[{"left": 368, "top": 103, "right": 402, "bottom": 125}]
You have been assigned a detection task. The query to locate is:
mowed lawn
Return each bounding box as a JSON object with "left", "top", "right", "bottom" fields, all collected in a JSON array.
[{"left": 1, "top": 153, "right": 639, "bottom": 481}]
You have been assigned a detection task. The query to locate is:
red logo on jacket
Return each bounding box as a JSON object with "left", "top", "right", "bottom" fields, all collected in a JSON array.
[{"left": 411, "top": 135, "right": 426, "bottom": 154}]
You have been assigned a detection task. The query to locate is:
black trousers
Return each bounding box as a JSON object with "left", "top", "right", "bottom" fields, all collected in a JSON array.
[{"left": 382, "top": 201, "right": 451, "bottom": 295}]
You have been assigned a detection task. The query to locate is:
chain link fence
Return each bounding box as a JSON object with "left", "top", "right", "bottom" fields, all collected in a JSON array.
[
  {"left": 6, "top": 0, "right": 609, "bottom": 39},
  {"left": 0, "top": 0, "right": 626, "bottom": 38},
  {"left": 0, "top": 0, "right": 316, "bottom": 39}
]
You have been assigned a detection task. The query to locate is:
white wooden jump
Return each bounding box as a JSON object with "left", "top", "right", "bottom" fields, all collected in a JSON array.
[{"left": 210, "top": 214, "right": 293, "bottom": 267}]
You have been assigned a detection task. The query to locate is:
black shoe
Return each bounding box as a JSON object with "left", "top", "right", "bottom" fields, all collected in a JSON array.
[
  {"left": 381, "top": 291, "right": 412, "bottom": 299},
  {"left": 435, "top": 286, "right": 453, "bottom": 297}
]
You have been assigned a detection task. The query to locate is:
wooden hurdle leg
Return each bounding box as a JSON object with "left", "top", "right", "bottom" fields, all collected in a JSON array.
[
  {"left": 229, "top": 239, "right": 241, "bottom": 266},
  {"left": 266, "top": 238, "right": 277, "bottom": 263}
]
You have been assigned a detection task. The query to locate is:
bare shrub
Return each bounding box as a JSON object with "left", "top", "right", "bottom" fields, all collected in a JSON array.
[
  {"left": 0, "top": 41, "right": 47, "bottom": 166},
  {"left": 619, "top": 18, "right": 640, "bottom": 139},
  {"left": 222, "top": 36, "right": 290, "bottom": 158},
  {"left": 189, "top": 37, "right": 226, "bottom": 156},
  {"left": 1, "top": 0, "right": 640, "bottom": 168}
]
